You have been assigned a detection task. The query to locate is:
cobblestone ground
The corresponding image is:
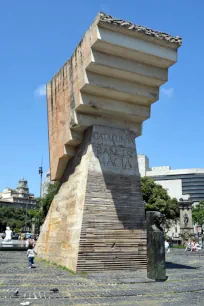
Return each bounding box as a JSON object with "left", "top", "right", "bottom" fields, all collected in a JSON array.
[{"left": 0, "top": 249, "right": 204, "bottom": 305}]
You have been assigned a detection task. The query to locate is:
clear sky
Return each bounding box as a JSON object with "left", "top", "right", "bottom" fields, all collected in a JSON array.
[{"left": 0, "top": 0, "right": 203, "bottom": 197}]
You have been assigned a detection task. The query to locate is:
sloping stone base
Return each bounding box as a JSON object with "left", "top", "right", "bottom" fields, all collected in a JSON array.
[{"left": 36, "top": 125, "right": 146, "bottom": 272}]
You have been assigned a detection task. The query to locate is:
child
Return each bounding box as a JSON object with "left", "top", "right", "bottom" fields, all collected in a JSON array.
[{"left": 27, "top": 245, "right": 37, "bottom": 268}]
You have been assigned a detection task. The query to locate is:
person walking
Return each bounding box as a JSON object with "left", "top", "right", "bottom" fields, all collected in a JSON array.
[
  {"left": 27, "top": 245, "right": 37, "bottom": 268},
  {"left": 165, "top": 240, "right": 170, "bottom": 253}
]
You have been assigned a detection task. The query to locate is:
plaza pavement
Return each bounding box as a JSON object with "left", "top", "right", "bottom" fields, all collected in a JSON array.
[{"left": 0, "top": 249, "right": 204, "bottom": 305}]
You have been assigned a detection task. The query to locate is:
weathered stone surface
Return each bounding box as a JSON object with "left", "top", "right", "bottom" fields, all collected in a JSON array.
[
  {"left": 36, "top": 125, "right": 146, "bottom": 272},
  {"left": 147, "top": 211, "right": 166, "bottom": 280},
  {"left": 99, "top": 12, "right": 182, "bottom": 46},
  {"left": 46, "top": 12, "right": 182, "bottom": 181},
  {"left": 37, "top": 12, "right": 182, "bottom": 274}
]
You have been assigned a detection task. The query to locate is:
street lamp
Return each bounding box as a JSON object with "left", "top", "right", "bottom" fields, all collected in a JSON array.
[{"left": 39, "top": 166, "right": 43, "bottom": 198}]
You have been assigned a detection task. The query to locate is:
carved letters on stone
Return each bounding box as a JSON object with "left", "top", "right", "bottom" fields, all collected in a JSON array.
[
  {"left": 92, "top": 129, "right": 136, "bottom": 171},
  {"left": 92, "top": 132, "right": 135, "bottom": 145}
]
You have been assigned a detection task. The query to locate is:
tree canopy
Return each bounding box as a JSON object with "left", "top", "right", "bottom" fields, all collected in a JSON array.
[
  {"left": 37, "top": 181, "right": 59, "bottom": 223},
  {"left": 141, "top": 176, "right": 179, "bottom": 222},
  {"left": 192, "top": 201, "right": 204, "bottom": 229},
  {"left": 0, "top": 182, "right": 59, "bottom": 233},
  {"left": 0, "top": 207, "right": 28, "bottom": 232}
]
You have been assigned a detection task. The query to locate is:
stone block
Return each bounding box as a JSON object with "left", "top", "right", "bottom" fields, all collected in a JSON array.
[{"left": 36, "top": 125, "right": 147, "bottom": 272}]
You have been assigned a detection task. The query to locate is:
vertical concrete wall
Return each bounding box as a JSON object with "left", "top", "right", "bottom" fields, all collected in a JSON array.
[{"left": 137, "top": 154, "right": 150, "bottom": 176}]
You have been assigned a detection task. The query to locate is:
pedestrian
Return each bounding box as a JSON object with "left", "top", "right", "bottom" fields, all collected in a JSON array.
[
  {"left": 185, "top": 240, "right": 192, "bottom": 252},
  {"left": 27, "top": 245, "right": 37, "bottom": 268},
  {"left": 191, "top": 241, "right": 197, "bottom": 252},
  {"left": 165, "top": 240, "right": 170, "bottom": 253}
]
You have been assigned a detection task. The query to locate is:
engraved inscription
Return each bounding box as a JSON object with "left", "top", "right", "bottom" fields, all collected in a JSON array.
[
  {"left": 93, "top": 144, "right": 134, "bottom": 169},
  {"left": 92, "top": 129, "right": 137, "bottom": 171},
  {"left": 93, "top": 132, "right": 135, "bottom": 145}
]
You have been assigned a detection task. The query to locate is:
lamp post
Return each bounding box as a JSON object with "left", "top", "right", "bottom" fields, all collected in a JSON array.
[
  {"left": 39, "top": 166, "right": 43, "bottom": 211},
  {"left": 39, "top": 166, "right": 43, "bottom": 198},
  {"left": 31, "top": 217, "right": 35, "bottom": 235}
]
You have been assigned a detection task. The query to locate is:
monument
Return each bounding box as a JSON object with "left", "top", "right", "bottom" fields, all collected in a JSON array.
[
  {"left": 179, "top": 198, "right": 194, "bottom": 240},
  {"left": 147, "top": 212, "right": 166, "bottom": 281},
  {"left": 36, "top": 12, "right": 182, "bottom": 272},
  {"left": 1, "top": 226, "right": 13, "bottom": 246}
]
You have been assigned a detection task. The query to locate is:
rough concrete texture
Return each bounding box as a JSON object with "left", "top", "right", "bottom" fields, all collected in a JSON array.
[
  {"left": 46, "top": 12, "right": 182, "bottom": 180},
  {"left": 1, "top": 249, "right": 204, "bottom": 305},
  {"left": 100, "top": 12, "right": 182, "bottom": 45},
  {"left": 36, "top": 125, "right": 146, "bottom": 272}
]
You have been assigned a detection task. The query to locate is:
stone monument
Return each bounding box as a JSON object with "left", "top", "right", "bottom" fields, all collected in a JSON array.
[
  {"left": 146, "top": 211, "right": 166, "bottom": 281},
  {"left": 36, "top": 12, "right": 182, "bottom": 272},
  {"left": 179, "top": 198, "right": 194, "bottom": 240},
  {"left": 2, "top": 226, "right": 13, "bottom": 246}
]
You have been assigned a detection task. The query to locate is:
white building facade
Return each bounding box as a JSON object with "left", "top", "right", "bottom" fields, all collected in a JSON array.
[
  {"left": 0, "top": 179, "right": 36, "bottom": 209},
  {"left": 138, "top": 155, "right": 204, "bottom": 237},
  {"left": 138, "top": 155, "right": 204, "bottom": 203}
]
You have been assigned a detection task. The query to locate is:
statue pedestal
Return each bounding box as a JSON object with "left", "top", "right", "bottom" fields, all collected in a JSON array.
[
  {"left": 179, "top": 199, "right": 194, "bottom": 242},
  {"left": 36, "top": 125, "right": 147, "bottom": 272},
  {"left": 147, "top": 211, "right": 166, "bottom": 281},
  {"left": 1, "top": 240, "right": 13, "bottom": 247}
]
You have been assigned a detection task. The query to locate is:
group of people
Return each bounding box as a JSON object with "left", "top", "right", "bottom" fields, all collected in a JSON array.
[
  {"left": 165, "top": 239, "right": 200, "bottom": 253},
  {"left": 185, "top": 240, "right": 198, "bottom": 252}
]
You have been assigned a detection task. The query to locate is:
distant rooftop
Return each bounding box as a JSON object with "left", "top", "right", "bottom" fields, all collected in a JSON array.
[{"left": 99, "top": 12, "right": 182, "bottom": 46}]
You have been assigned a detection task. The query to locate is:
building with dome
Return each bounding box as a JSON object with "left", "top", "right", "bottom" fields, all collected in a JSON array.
[{"left": 0, "top": 179, "right": 36, "bottom": 209}]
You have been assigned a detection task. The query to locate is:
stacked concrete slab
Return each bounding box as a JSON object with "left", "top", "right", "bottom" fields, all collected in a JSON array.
[{"left": 36, "top": 12, "right": 181, "bottom": 272}]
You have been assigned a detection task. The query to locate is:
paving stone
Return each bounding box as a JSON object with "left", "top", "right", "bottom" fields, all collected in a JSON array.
[{"left": 0, "top": 250, "right": 204, "bottom": 305}]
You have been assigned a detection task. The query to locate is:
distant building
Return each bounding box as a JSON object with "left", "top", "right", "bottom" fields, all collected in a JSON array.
[
  {"left": 138, "top": 154, "right": 204, "bottom": 238},
  {"left": 41, "top": 170, "right": 53, "bottom": 198},
  {"left": 138, "top": 154, "right": 204, "bottom": 203},
  {"left": 0, "top": 179, "right": 36, "bottom": 209}
]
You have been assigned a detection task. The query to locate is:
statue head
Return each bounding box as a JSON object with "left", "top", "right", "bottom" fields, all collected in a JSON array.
[
  {"left": 146, "top": 211, "right": 164, "bottom": 232},
  {"left": 6, "top": 226, "right": 10, "bottom": 231}
]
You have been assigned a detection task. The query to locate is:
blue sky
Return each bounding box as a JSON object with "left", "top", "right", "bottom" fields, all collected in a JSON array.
[{"left": 0, "top": 0, "right": 203, "bottom": 197}]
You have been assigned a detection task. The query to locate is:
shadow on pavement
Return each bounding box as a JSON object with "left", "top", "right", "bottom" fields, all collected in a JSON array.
[{"left": 166, "top": 262, "right": 198, "bottom": 269}]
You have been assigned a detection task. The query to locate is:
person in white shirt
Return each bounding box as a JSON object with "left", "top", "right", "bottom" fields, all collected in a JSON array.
[
  {"left": 26, "top": 245, "right": 37, "bottom": 268},
  {"left": 165, "top": 240, "right": 170, "bottom": 253}
]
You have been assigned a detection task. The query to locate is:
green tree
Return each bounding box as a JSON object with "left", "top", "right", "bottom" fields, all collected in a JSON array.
[
  {"left": 192, "top": 201, "right": 204, "bottom": 230},
  {"left": 37, "top": 182, "right": 59, "bottom": 224},
  {"left": 141, "top": 177, "right": 179, "bottom": 225},
  {"left": 0, "top": 183, "right": 59, "bottom": 233},
  {"left": 0, "top": 207, "right": 27, "bottom": 232}
]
